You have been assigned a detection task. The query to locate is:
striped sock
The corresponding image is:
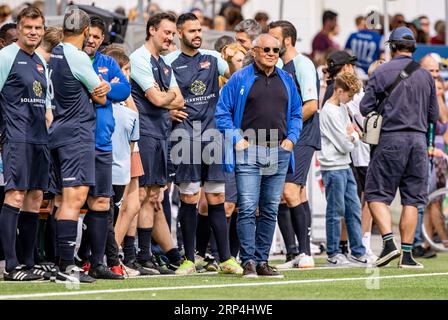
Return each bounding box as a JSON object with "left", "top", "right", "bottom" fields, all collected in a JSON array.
[
  {"left": 382, "top": 233, "right": 394, "bottom": 242},
  {"left": 401, "top": 243, "right": 413, "bottom": 253}
]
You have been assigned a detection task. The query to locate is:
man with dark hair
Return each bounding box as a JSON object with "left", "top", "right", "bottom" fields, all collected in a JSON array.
[
  {"left": 361, "top": 27, "right": 439, "bottom": 269},
  {"left": 0, "top": 23, "right": 18, "bottom": 48},
  {"left": 345, "top": 12, "right": 382, "bottom": 75},
  {"left": 48, "top": 7, "right": 108, "bottom": 283},
  {"left": 74, "top": 15, "right": 131, "bottom": 280},
  {"left": 269, "top": 20, "right": 320, "bottom": 269},
  {"left": 165, "top": 13, "right": 242, "bottom": 275},
  {"left": 0, "top": 6, "right": 51, "bottom": 281},
  {"left": 129, "top": 12, "right": 185, "bottom": 274},
  {"left": 219, "top": 0, "right": 246, "bottom": 17},
  {"left": 311, "top": 10, "right": 339, "bottom": 62},
  {"left": 234, "top": 19, "right": 262, "bottom": 51}
]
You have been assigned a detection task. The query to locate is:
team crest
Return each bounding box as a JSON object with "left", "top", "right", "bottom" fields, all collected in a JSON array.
[
  {"left": 164, "top": 67, "right": 169, "bottom": 76},
  {"left": 190, "top": 80, "right": 206, "bottom": 96},
  {"left": 200, "top": 61, "right": 210, "bottom": 69},
  {"left": 36, "top": 64, "right": 44, "bottom": 73},
  {"left": 33, "top": 81, "right": 43, "bottom": 97}
]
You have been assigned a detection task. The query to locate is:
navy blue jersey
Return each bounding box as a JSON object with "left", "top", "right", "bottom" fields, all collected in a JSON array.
[
  {"left": 130, "top": 45, "right": 177, "bottom": 139},
  {"left": 283, "top": 54, "right": 321, "bottom": 149},
  {"left": 164, "top": 49, "right": 228, "bottom": 141},
  {"left": 48, "top": 43, "right": 100, "bottom": 148},
  {"left": 345, "top": 30, "right": 382, "bottom": 74},
  {"left": 0, "top": 43, "right": 51, "bottom": 144}
]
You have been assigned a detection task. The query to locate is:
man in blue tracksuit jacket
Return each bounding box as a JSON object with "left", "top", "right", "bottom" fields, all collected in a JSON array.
[
  {"left": 215, "top": 34, "right": 302, "bottom": 277},
  {"left": 77, "top": 16, "right": 131, "bottom": 279}
]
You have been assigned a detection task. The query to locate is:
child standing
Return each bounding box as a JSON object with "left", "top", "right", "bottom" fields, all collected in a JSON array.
[{"left": 318, "top": 72, "right": 368, "bottom": 267}]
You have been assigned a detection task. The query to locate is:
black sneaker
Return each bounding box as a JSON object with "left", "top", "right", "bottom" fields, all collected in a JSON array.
[
  {"left": 32, "top": 265, "right": 56, "bottom": 281},
  {"left": 167, "top": 259, "right": 183, "bottom": 272},
  {"left": 150, "top": 256, "right": 175, "bottom": 275},
  {"left": 3, "top": 265, "right": 43, "bottom": 281},
  {"left": 242, "top": 261, "right": 258, "bottom": 278},
  {"left": 375, "top": 240, "right": 400, "bottom": 267},
  {"left": 137, "top": 260, "right": 161, "bottom": 275},
  {"left": 54, "top": 265, "right": 96, "bottom": 283},
  {"left": 422, "top": 247, "right": 437, "bottom": 259},
  {"left": 124, "top": 260, "right": 156, "bottom": 276},
  {"left": 412, "top": 245, "right": 426, "bottom": 257},
  {"left": 89, "top": 265, "right": 125, "bottom": 280},
  {"left": 399, "top": 252, "right": 424, "bottom": 269},
  {"left": 205, "top": 256, "right": 219, "bottom": 272},
  {"left": 256, "top": 262, "right": 284, "bottom": 278},
  {"left": 285, "top": 252, "right": 298, "bottom": 263}
]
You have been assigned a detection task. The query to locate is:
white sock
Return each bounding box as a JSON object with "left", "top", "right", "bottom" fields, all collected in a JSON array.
[{"left": 362, "top": 232, "right": 371, "bottom": 252}]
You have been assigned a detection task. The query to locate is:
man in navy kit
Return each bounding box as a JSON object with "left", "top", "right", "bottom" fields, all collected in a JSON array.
[
  {"left": 165, "top": 13, "right": 242, "bottom": 275},
  {"left": 75, "top": 15, "right": 131, "bottom": 279},
  {"left": 0, "top": 7, "right": 52, "bottom": 281},
  {"left": 130, "top": 13, "right": 185, "bottom": 273},
  {"left": 49, "top": 8, "right": 108, "bottom": 283},
  {"left": 268, "top": 21, "right": 320, "bottom": 269}
]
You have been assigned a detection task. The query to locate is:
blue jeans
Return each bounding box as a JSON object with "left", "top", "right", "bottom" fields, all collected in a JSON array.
[
  {"left": 321, "top": 168, "right": 365, "bottom": 257},
  {"left": 235, "top": 145, "right": 291, "bottom": 265},
  {"left": 413, "top": 206, "right": 424, "bottom": 248}
]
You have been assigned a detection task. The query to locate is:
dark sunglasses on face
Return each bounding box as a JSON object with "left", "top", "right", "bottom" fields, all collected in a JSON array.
[{"left": 255, "top": 46, "right": 280, "bottom": 54}]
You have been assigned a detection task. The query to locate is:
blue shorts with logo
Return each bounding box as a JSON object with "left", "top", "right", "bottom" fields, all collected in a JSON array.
[
  {"left": 51, "top": 142, "right": 95, "bottom": 190},
  {"left": 285, "top": 144, "right": 316, "bottom": 186},
  {"left": 2, "top": 142, "right": 49, "bottom": 192},
  {"left": 172, "top": 140, "right": 226, "bottom": 185},
  {"left": 365, "top": 132, "right": 428, "bottom": 207},
  {"left": 89, "top": 149, "right": 113, "bottom": 198},
  {"left": 139, "top": 136, "right": 168, "bottom": 187}
]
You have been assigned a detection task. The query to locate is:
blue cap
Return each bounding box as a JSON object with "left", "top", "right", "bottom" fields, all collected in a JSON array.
[{"left": 388, "top": 26, "right": 416, "bottom": 43}]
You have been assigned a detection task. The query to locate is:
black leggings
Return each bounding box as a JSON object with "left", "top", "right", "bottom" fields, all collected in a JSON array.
[{"left": 105, "top": 185, "right": 126, "bottom": 267}]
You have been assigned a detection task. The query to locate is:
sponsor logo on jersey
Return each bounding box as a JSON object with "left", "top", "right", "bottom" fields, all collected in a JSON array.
[
  {"left": 98, "top": 66, "right": 109, "bottom": 74},
  {"left": 190, "top": 80, "right": 207, "bottom": 96},
  {"left": 200, "top": 61, "right": 210, "bottom": 69},
  {"left": 37, "top": 64, "right": 44, "bottom": 73},
  {"left": 18, "top": 61, "right": 27, "bottom": 65},
  {"left": 33, "top": 81, "right": 43, "bottom": 97}
]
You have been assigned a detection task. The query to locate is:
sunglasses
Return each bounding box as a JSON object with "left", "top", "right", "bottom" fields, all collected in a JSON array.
[{"left": 255, "top": 46, "right": 280, "bottom": 54}]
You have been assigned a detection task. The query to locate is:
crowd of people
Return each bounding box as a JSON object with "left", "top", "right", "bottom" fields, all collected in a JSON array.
[{"left": 0, "top": 1, "right": 446, "bottom": 283}]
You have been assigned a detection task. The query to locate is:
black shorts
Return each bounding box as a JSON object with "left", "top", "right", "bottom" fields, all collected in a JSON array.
[
  {"left": 89, "top": 149, "right": 113, "bottom": 198},
  {"left": 172, "top": 140, "right": 225, "bottom": 184},
  {"left": 285, "top": 144, "right": 315, "bottom": 186},
  {"left": 51, "top": 142, "right": 95, "bottom": 189},
  {"left": 139, "top": 136, "right": 168, "bottom": 187},
  {"left": 365, "top": 132, "right": 428, "bottom": 207},
  {"left": 225, "top": 172, "right": 237, "bottom": 203},
  {"left": 351, "top": 165, "right": 368, "bottom": 199},
  {"left": 2, "top": 142, "right": 49, "bottom": 192}
]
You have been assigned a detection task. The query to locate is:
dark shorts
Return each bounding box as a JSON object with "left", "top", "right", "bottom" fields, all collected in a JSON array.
[
  {"left": 365, "top": 132, "right": 428, "bottom": 207},
  {"left": 51, "top": 142, "right": 95, "bottom": 189},
  {"left": 172, "top": 140, "right": 225, "bottom": 184},
  {"left": 285, "top": 144, "right": 315, "bottom": 186},
  {"left": 351, "top": 165, "right": 368, "bottom": 199},
  {"left": 225, "top": 172, "right": 237, "bottom": 203},
  {"left": 2, "top": 142, "right": 49, "bottom": 192},
  {"left": 89, "top": 149, "right": 113, "bottom": 198},
  {"left": 139, "top": 136, "right": 168, "bottom": 187},
  {"left": 167, "top": 141, "right": 176, "bottom": 183}
]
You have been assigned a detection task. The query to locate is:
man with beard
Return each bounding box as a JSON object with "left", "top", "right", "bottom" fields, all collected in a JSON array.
[
  {"left": 268, "top": 20, "right": 320, "bottom": 269},
  {"left": 75, "top": 15, "right": 131, "bottom": 280},
  {"left": 48, "top": 7, "right": 108, "bottom": 283},
  {"left": 129, "top": 12, "right": 185, "bottom": 274},
  {"left": 164, "top": 13, "right": 242, "bottom": 275},
  {"left": 0, "top": 6, "right": 51, "bottom": 281}
]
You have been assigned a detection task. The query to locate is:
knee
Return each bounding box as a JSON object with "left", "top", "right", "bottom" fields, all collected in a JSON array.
[
  {"left": 138, "top": 188, "right": 147, "bottom": 204},
  {"left": 206, "top": 193, "right": 225, "bottom": 205},
  {"left": 180, "top": 193, "right": 199, "bottom": 205},
  {"left": 283, "top": 187, "right": 299, "bottom": 207},
  {"left": 5, "top": 191, "right": 26, "bottom": 208},
  {"left": 88, "top": 197, "right": 110, "bottom": 211}
]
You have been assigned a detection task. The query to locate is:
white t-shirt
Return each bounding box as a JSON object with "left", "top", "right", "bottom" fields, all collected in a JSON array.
[{"left": 111, "top": 102, "right": 140, "bottom": 185}]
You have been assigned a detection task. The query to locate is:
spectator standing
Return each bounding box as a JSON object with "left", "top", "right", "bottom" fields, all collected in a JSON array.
[
  {"left": 360, "top": 27, "right": 439, "bottom": 269},
  {"left": 431, "top": 20, "right": 445, "bottom": 45},
  {"left": 312, "top": 10, "right": 340, "bottom": 63},
  {"left": 216, "top": 34, "right": 302, "bottom": 278}
]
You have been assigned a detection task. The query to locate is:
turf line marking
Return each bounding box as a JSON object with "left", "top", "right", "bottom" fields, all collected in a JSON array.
[{"left": 1, "top": 272, "right": 448, "bottom": 300}]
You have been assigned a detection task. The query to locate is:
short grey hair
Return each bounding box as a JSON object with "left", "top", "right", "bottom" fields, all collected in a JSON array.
[
  {"left": 234, "top": 19, "right": 262, "bottom": 41},
  {"left": 63, "top": 6, "right": 90, "bottom": 35},
  {"left": 252, "top": 34, "right": 280, "bottom": 48}
]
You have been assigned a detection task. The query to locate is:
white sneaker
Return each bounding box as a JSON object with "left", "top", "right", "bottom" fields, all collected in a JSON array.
[
  {"left": 297, "top": 253, "right": 315, "bottom": 269},
  {"left": 347, "top": 254, "right": 371, "bottom": 267},
  {"left": 326, "top": 253, "right": 355, "bottom": 267},
  {"left": 365, "top": 250, "right": 378, "bottom": 264},
  {"left": 274, "top": 258, "right": 297, "bottom": 270}
]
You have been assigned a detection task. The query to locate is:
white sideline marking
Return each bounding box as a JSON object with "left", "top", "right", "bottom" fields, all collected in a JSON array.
[{"left": 0, "top": 272, "right": 447, "bottom": 300}]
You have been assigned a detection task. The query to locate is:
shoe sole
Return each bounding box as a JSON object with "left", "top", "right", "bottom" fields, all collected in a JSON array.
[
  {"left": 398, "top": 264, "right": 424, "bottom": 269},
  {"left": 375, "top": 250, "right": 400, "bottom": 267},
  {"left": 257, "top": 274, "right": 285, "bottom": 278},
  {"left": 242, "top": 274, "right": 258, "bottom": 279}
]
